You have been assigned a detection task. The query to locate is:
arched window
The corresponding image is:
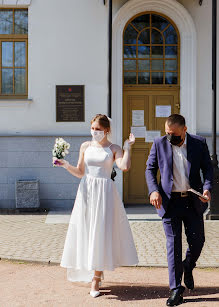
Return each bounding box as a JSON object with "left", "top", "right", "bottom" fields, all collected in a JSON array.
[{"left": 123, "top": 13, "right": 179, "bottom": 85}]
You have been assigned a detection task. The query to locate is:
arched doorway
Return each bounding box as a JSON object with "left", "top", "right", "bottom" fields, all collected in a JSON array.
[
  {"left": 123, "top": 12, "right": 180, "bottom": 204},
  {"left": 112, "top": 0, "right": 197, "bottom": 202}
]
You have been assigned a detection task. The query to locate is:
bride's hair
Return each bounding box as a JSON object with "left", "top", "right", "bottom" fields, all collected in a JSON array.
[{"left": 91, "top": 114, "right": 111, "bottom": 132}]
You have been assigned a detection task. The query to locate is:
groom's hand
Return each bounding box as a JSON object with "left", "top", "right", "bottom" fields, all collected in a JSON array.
[
  {"left": 150, "top": 191, "right": 162, "bottom": 209},
  {"left": 199, "top": 190, "right": 211, "bottom": 203}
]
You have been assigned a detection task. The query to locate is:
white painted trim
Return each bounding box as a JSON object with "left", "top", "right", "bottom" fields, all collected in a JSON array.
[
  {"left": 0, "top": 0, "right": 32, "bottom": 6},
  {"left": 0, "top": 99, "right": 33, "bottom": 107},
  {"left": 0, "top": 0, "right": 31, "bottom": 5},
  {"left": 112, "top": 0, "right": 197, "bottom": 197}
]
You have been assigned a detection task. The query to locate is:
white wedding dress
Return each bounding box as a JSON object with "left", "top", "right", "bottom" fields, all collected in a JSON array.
[{"left": 60, "top": 143, "right": 138, "bottom": 282}]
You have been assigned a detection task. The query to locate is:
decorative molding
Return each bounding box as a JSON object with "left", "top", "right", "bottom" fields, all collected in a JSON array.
[
  {"left": 0, "top": 99, "right": 33, "bottom": 107},
  {"left": 112, "top": 0, "right": 197, "bottom": 149}
]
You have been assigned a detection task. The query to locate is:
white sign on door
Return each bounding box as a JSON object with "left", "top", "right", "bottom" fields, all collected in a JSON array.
[
  {"left": 131, "top": 126, "right": 146, "bottom": 138},
  {"left": 145, "top": 130, "right": 161, "bottom": 143},
  {"left": 156, "top": 105, "right": 171, "bottom": 118},
  {"left": 132, "top": 110, "right": 144, "bottom": 126}
]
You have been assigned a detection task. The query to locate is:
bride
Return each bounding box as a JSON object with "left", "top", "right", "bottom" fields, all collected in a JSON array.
[{"left": 55, "top": 114, "right": 138, "bottom": 298}]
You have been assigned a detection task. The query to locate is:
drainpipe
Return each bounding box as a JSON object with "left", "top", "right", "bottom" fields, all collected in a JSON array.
[
  {"left": 103, "top": 0, "right": 112, "bottom": 117},
  {"left": 207, "top": 0, "right": 219, "bottom": 220},
  {"left": 212, "top": 0, "right": 218, "bottom": 167},
  {"left": 104, "top": 0, "right": 116, "bottom": 181},
  {"left": 108, "top": 0, "right": 113, "bottom": 118}
]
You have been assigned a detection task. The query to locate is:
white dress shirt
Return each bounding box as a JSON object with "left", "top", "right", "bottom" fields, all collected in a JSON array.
[{"left": 172, "top": 134, "right": 191, "bottom": 192}]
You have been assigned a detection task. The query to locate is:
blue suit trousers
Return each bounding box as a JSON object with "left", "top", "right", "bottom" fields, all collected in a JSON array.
[{"left": 162, "top": 195, "right": 205, "bottom": 290}]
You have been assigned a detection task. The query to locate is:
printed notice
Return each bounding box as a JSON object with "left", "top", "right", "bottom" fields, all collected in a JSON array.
[
  {"left": 131, "top": 126, "right": 146, "bottom": 138},
  {"left": 132, "top": 110, "right": 144, "bottom": 126},
  {"left": 145, "top": 130, "right": 161, "bottom": 143},
  {"left": 156, "top": 105, "right": 171, "bottom": 118}
]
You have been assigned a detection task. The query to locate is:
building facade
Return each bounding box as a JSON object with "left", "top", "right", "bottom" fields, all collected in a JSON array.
[{"left": 0, "top": 0, "right": 218, "bottom": 209}]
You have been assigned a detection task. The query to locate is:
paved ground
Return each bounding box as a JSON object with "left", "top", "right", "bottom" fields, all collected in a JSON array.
[
  {"left": 0, "top": 207, "right": 218, "bottom": 306},
  {"left": 0, "top": 208, "right": 218, "bottom": 267},
  {"left": 1, "top": 260, "right": 219, "bottom": 307}
]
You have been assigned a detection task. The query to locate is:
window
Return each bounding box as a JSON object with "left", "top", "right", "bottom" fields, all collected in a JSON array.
[
  {"left": 123, "top": 13, "right": 179, "bottom": 86},
  {"left": 0, "top": 8, "right": 28, "bottom": 98}
]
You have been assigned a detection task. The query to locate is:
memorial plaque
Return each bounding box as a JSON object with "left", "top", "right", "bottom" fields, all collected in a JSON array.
[{"left": 56, "top": 85, "right": 85, "bottom": 122}]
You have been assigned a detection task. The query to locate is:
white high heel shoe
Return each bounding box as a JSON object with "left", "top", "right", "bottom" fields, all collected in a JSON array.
[
  {"left": 90, "top": 290, "right": 100, "bottom": 298},
  {"left": 90, "top": 275, "right": 102, "bottom": 298}
]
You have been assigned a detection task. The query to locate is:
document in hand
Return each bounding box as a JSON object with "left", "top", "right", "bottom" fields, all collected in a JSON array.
[{"left": 187, "top": 188, "right": 208, "bottom": 200}]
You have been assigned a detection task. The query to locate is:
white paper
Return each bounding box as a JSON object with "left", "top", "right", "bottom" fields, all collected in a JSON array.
[
  {"left": 156, "top": 105, "right": 171, "bottom": 118},
  {"left": 132, "top": 110, "right": 144, "bottom": 126},
  {"left": 145, "top": 130, "right": 161, "bottom": 142},
  {"left": 131, "top": 126, "right": 146, "bottom": 138}
]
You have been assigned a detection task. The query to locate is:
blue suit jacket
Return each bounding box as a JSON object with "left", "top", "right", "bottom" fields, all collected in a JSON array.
[{"left": 145, "top": 133, "right": 213, "bottom": 217}]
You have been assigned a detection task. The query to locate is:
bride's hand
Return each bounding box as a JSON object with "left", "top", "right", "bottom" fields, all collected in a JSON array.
[
  {"left": 123, "top": 133, "right": 135, "bottom": 151},
  {"left": 53, "top": 158, "right": 70, "bottom": 169},
  {"left": 127, "top": 133, "right": 135, "bottom": 146}
]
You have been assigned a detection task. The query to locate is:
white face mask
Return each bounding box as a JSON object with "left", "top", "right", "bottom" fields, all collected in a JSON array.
[{"left": 91, "top": 129, "right": 105, "bottom": 143}]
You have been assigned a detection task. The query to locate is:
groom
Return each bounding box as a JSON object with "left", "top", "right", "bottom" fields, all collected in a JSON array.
[{"left": 145, "top": 114, "right": 213, "bottom": 306}]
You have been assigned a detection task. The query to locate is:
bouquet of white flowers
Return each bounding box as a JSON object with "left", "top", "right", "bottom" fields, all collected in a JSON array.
[{"left": 52, "top": 138, "right": 70, "bottom": 166}]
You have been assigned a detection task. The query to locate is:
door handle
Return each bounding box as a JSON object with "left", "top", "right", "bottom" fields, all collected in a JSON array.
[{"left": 175, "top": 103, "right": 180, "bottom": 109}]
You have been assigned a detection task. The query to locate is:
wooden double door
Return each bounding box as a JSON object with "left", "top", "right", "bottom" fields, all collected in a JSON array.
[{"left": 123, "top": 87, "right": 180, "bottom": 204}]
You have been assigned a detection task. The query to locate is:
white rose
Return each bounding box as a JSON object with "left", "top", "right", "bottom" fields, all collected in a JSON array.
[{"left": 62, "top": 152, "right": 66, "bottom": 157}]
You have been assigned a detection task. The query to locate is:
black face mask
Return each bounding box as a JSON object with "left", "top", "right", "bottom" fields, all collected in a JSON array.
[{"left": 166, "top": 134, "right": 183, "bottom": 146}]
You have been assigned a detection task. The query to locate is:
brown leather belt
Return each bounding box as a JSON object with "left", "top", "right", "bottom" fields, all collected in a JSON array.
[{"left": 171, "top": 191, "right": 189, "bottom": 198}]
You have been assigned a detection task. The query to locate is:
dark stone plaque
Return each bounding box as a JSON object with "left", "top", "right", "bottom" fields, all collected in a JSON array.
[{"left": 56, "top": 85, "right": 85, "bottom": 122}]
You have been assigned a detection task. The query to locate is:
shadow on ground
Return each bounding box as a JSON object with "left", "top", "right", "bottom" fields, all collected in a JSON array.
[{"left": 99, "top": 284, "right": 219, "bottom": 302}]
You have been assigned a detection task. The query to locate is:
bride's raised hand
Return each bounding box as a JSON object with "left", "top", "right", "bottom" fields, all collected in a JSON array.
[
  {"left": 127, "top": 133, "right": 135, "bottom": 146},
  {"left": 123, "top": 133, "right": 135, "bottom": 151}
]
